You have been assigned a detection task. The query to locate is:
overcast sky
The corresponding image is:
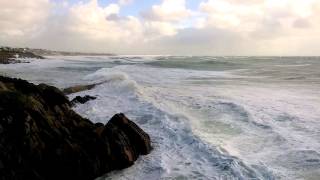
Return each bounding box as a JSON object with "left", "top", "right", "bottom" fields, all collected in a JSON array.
[{"left": 1, "top": 0, "right": 320, "bottom": 55}]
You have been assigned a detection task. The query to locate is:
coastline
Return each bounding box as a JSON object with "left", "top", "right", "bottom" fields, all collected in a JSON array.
[{"left": 0, "top": 47, "right": 44, "bottom": 64}]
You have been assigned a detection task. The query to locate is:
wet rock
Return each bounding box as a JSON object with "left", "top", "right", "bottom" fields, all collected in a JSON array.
[
  {"left": 71, "top": 95, "right": 97, "bottom": 105},
  {"left": 108, "top": 113, "right": 152, "bottom": 155},
  {"left": 0, "top": 76, "right": 151, "bottom": 180},
  {"left": 62, "top": 84, "right": 97, "bottom": 95}
]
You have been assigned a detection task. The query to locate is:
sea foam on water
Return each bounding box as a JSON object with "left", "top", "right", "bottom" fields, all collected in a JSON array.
[{"left": 1, "top": 56, "right": 320, "bottom": 179}]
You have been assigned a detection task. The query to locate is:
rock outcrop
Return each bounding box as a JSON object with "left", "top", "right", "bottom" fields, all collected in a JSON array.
[
  {"left": 0, "top": 76, "right": 151, "bottom": 180},
  {"left": 62, "top": 84, "right": 99, "bottom": 95},
  {"left": 71, "top": 95, "right": 97, "bottom": 105}
]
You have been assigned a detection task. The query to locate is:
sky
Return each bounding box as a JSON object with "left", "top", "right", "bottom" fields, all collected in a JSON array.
[{"left": 1, "top": 0, "right": 320, "bottom": 55}]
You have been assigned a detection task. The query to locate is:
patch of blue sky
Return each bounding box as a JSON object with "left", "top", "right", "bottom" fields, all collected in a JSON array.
[{"left": 51, "top": 0, "right": 202, "bottom": 16}]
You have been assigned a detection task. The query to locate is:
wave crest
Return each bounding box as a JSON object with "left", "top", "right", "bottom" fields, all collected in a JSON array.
[{"left": 84, "top": 68, "right": 141, "bottom": 95}]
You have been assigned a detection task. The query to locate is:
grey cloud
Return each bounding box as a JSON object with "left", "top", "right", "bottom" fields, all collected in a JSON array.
[
  {"left": 293, "top": 19, "right": 311, "bottom": 29},
  {"left": 145, "top": 27, "right": 249, "bottom": 55},
  {"left": 250, "top": 18, "right": 283, "bottom": 39},
  {"left": 1, "top": 0, "right": 320, "bottom": 56},
  {"left": 106, "top": 14, "right": 123, "bottom": 21}
]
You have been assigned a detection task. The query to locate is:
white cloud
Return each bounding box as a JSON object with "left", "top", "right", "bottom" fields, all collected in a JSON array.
[
  {"left": 1, "top": 0, "right": 320, "bottom": 55},
  {"left": 199, "top": 0, "right": 319, "bottom": 32},
  {"left": 144, "top": 21, "right": 178, "bottom": 37},
  {"left": 197, "top": 0, "right": 320, "bottom": 55},
  {"left": 139, "top": 0, "right": 196, "bottom": 40},
  {"left": 118, "top": 0, "right": 133, "bottom": 6},
  {"left": 0, "top": 0, "right": 50, "bottom": 45},
  {"left": 142, "top": 0, "right": 191, "bottom": 22},
  {"left": 65, "top": 0, "right": 143, "bottom": 42}
]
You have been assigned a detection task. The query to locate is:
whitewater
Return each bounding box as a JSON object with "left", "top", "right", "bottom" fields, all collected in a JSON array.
[{"left": 1, "top": 56, "right": 320, "bottom": 180}]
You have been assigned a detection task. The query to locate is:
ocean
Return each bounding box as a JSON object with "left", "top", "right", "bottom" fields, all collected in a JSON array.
[{"left": 1, "top": 56, "right": 320, "bottom": 180}]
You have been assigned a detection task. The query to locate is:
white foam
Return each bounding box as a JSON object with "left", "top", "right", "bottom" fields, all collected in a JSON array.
[
  {"left": 72, "top": 76, "right": 272, "bottom": 180},
  {"left": 84, "top": 68, "right": 128, "bottom": 82},
  {"left": 275, "top": 64, "right": 311, "bottom": 67},
  {"left": 89, "top": 63, "right": 320, "bottom": 179},
  {"left": 2, "top": 56, "right": 319, "bottom": 180}
]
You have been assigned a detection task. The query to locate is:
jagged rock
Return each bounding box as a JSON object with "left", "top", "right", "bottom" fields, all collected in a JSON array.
[
  {"left": 0, "top": 76, "right": 151, "bottom": 180},
  {"left": 71, "top": 95, "right": 97, "bottom": 105},
  {"left": 108, "top": 113, "right": 152, "bottom": 155}
]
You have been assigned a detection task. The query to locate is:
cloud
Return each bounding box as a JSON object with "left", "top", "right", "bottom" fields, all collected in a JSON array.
[
  {"left": 139, "top": 0, "right": 197, "bottom": 39},
  {"left": 1, "top": 0, "right": 320, "bottom": 55},
  {"left": 118, "top": 0, "right": 133, "bottom": 6},
  {"left": 67, "top": 1, "right": 123, "bottom": 40},
  {"left": 292, "top": 18, "right": 311, "bottom": 29},
  {"left": 199, "top": 0, "right": 319, "bottom": 32},
  {"left": 195, "top": 0, "right": 320, "bottom": 55},
  {"left": 144, "top": 21, "right": 177, "bottom": 37},
  {"left": 141, "top": 0, "right": 191, "bottom": 22},
  {"left": 0, "top": 0, "right": 50, "bottom": 46},
  {"left": 64, "top": 0, "right": 187, "bottom": 43}
]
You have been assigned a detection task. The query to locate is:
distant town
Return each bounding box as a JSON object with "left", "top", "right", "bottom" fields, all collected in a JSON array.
[{"left": 0, "top": 46, "right": 115, "bottom": 64}]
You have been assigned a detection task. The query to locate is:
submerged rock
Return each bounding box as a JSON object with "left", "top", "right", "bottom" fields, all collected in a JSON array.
[
  {"left": 71, "top": 95, "right": 97, "bottom": 105},
  {"left": 0, "top": 76, "right": 151, "bottom": 180}
]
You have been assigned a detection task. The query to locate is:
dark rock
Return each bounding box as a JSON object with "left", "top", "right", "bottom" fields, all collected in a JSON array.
[
  {"left": 108, "top": 113, "right": 152, "bottom": 155},
  {"left": 71, "top": 95, "right": 97, "bottom": 105},
  {"left": 0, "top": 76, "right": 151, "bottom": 180},
  {"left": 62, "top": 84, "right": 97, "bottom": 95},
  {"left": 62, "top": 81, "right": 109, "bottom": 95}
]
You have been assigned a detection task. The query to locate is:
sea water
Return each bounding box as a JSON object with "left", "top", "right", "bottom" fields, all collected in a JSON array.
[{"left": 1, "top": 56, "right": 320, "bottom": 180}]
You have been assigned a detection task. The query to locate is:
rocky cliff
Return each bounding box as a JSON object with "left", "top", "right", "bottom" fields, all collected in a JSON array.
[{"left": 0, "top": 76, "right": 152, "bottom": 180}]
